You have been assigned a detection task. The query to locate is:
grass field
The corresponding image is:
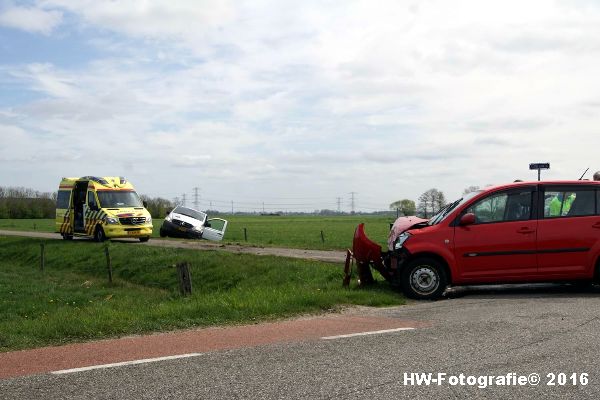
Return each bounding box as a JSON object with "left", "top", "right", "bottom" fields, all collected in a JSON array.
[
  {"left": 0, "top": 236, "right": 403, "bottom": 352},
  {"left": 0, "top": 215, "right": 395, "bottom": 250}
]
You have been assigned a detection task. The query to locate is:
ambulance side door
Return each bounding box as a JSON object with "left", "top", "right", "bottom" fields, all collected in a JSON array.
[
  {"left": 56, "top": 190, "right": 72, "bottom": 234},
  {"left": 85, "top": 191, "right": 101, "bottom": 234}
]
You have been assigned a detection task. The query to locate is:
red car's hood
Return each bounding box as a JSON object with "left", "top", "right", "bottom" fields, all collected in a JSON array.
[{"left": 387, "top": 216, "right": 428, "bottom": 250}]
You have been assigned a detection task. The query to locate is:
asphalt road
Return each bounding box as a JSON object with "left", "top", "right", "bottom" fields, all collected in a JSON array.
[{"left": 2, "top": 284, "right": 600, "bottom": 399}]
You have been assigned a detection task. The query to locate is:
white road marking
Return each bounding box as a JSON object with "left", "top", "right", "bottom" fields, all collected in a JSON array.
[
  {"left": 321, "top": 327, "right": 415, "bottom": 340},
  {"left": 51, "top": 353, "right": 203, "bottom": 375},
  {"left": 49, "top": 329, "right": 416, "bottom": 374}
]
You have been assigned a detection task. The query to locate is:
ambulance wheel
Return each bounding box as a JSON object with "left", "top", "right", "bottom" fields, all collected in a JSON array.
[
  {"left": 139, "top": 236, "right": 150, "bottom": 243},
  {"left": 62, "top": 233, "right": 73, "bottom": 240},
  {"left": 93, "top": 226, "right": 106, "bottom": 242}
]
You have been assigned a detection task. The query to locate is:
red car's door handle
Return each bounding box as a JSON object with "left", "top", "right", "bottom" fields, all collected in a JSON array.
[
  {"left": 517, "top": 227, "right": 536, "bottom": 234},
  {"left": 593, "top": 222, "right": 600, "bottom": 229}
]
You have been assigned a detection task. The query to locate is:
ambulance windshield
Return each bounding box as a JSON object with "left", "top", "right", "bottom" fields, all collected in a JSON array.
[{"left": 97, "top": 191, "right": 143, "bottom": 208}]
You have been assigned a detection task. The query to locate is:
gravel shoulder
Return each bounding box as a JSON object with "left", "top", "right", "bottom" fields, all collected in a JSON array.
[{"left": 0, "top": 230, "right": 346, "bottom": 263}]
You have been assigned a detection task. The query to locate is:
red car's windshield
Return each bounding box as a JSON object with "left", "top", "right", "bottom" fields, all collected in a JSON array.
[{"left": 428, "top": 191, "right": 481, "bottom": 225}]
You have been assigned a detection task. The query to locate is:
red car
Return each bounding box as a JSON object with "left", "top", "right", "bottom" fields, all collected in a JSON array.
[{"left": 353, "top": 181, "right": 600, "bottom": 299}]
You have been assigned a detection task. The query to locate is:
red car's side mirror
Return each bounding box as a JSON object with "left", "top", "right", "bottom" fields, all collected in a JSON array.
[{"left": 459, "top": 213, "right": 476, "bottom": 226}]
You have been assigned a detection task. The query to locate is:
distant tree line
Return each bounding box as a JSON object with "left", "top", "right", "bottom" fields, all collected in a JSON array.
[
  {"left": 389, "top": 189, "right": 447, "bottom": 219},
  {"left": 2, "top": 185, "right": 482, "bottom": 220},
  {"left": 0, "top": 186, "right": 175, "bottom": 219},
  {"left": 0, "top": 185, "right": 400, "bottom": 219},
  {"left": 0, "top": 187, "right": 57, "bottom": 218},
  {"left": 390, "top": 186, "right": 486, "bottom": 219},
  {"left": 389, "top": 199, "right": 416, "bottom": 216},
  {"left": 417, "top": 188, "right": 447, "bottom": 218},
  {"left": 139, "top": 195, "right": 173, "bottom": 218}
]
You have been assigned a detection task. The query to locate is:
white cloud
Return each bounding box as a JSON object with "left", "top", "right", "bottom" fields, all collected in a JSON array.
[
  {"left": 44, "top": 0, "right": 235, "bottom": 40},
  {"left": 0, "top": 124, "right": 36, "bottom": 161},
  {"left": 2, "top": 0, "right": 600, "bottom": 210},
  {"left": 0, "top": 5, "right": 62, "bottom": 35},
  {"left": 233, "top": 92, "right": 294, "bottom": 122},
  {"left": 8, "top": 63, "right": 80, "bottom": 98}
]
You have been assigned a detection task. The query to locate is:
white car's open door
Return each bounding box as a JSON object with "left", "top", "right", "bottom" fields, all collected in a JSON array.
[{"left": 202, "top": 218, "right": 228, "bottom": 241}]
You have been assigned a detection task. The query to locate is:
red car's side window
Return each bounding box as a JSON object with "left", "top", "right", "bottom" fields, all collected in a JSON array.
[
  {"left": 543, "top": 189, "right": 596, "bottom": 218},
  {"left": 466, "top": 193, "right": 508, "bottom": 223},
  {"left": 465, "top": 191, "right": 532, "bottom": 224}
]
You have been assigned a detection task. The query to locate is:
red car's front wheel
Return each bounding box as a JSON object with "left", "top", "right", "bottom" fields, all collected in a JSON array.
[{"left": 401, "top": 257, "right": 448, "bottom": 300}]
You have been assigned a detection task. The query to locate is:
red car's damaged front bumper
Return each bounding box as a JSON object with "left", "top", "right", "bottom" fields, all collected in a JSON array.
[
  {"left": 344, "top": 223, "right": 397, "bottom": 286},
  {"left": 345, "top": 217, "right": 428, "bottom": 287}
]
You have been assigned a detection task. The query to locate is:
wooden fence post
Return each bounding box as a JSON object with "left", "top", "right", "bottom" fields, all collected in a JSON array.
[
  {"left": 104, "top": 244, "right": 112, "bottom": 284},
  {"left": 244, "top": 228, "right": 247, "bottom": 241},
  {"left": 320, "top": 230, "right": 325, "bottom": 244},
  {"left": 40, "top": 243, "right": 45, "bottom": 271},
  {"left": 177, "top": 262, "right": 192, "bottom": 296}
]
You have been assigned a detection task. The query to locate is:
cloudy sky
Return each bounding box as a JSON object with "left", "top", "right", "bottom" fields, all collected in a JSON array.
[{"left": 1, "top": 0, "right": 600, "bottom": 212}]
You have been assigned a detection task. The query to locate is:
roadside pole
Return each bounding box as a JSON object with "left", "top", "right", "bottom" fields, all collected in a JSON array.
[
  {"left": 40, "top": 243, "right": 45, "bottom": 271},
  {"left": 529, "top": 162, "right": 550, "bottom": 181},
  {"left": 177, "top": 262, "right": 192, "bottom": 296},
  {"left": 104, "top": 244, "right": 112, "bottom": 284}
]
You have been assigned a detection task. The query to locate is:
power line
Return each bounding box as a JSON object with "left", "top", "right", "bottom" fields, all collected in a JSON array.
[
  {"left": 193, "top": 187, "right": 200, "bottom": 209},
  {"left": 190, "top": 199, "right": 337, "bottom": 211},
  {"left": 150, "top": 190, "right": 393, "bottom": 207},
  {"left": 186, "top": 198, "right": 333, "bottom": 206},
  {"left": 349, "top": 192, "right": 356, "bottom": 214},
  {"left": 169, "top": 197, "right": 390, "bottom": 212},
  {"left": 155, "top": 191, "right": 389, "bottom": 212},
  {"left": 150, "top": 192, "right": 339, "bottom": 201}
]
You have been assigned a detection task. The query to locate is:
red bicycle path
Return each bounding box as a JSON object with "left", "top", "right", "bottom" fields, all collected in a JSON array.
[
  {"left": 0, "top": 231, "right": 418, "bottom": 379},
  {"left": 0, "top": 315, "right": 426, "bottom": 379}
]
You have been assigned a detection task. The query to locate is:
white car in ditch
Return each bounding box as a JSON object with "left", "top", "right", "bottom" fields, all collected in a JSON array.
[{"left": 159, "top": 205, "right": 228, "bottom": 241}]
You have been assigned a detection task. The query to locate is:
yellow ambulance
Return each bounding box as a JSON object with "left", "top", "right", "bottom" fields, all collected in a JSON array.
[{"left": 55, "top": 176, "right": 153, "bottom": 242}]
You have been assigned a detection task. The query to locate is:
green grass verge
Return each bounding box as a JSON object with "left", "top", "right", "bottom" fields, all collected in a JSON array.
[
  {"left": 0, "top": 218, "right": 55, "bottom": 232},
  {"left": 0, "top": 236, "right": 403, "bottom": 352},
  {"left": 0, "top": 215, "right": 394, "bottom": 250}
]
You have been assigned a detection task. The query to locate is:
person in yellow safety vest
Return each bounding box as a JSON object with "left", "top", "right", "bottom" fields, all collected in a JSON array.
[{"left": 549, "top": 192, "right": 576, "bottom": 217}]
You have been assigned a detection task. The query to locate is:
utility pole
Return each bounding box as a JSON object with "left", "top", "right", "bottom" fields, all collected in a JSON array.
[
  {"left": 349, "top": 192, "right": 356, "bottom": 214},
  {"left": 182, "top": 193, "right": 186, "bottom": 207},
  {"left": 336, "top": 197, "right": 342, "bottom": 213},
  {"left": 231, "top": 200, "right": 234, "bottom": 214},
  {"left": 262, "top": 202, "right": 265, "bottom": 213},
  {"left": 193, "top": 187, "right": 200, "bottom": 209}
]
